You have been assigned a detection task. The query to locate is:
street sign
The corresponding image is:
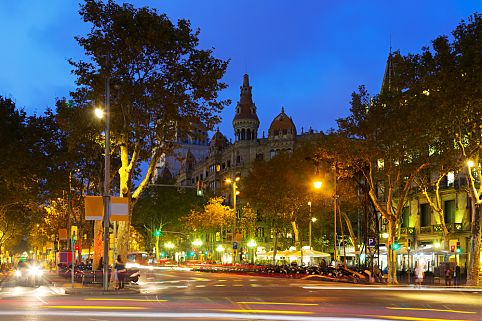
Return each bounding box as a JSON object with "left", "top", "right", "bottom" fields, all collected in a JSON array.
[
  {"left": 85, "top": 196, "right": 129, "bottom": 221},
  {"left": 232, "top": 242, "right": 238, "bottom": 250},
  {"left": 85, "top": 196, "right": 103, "bottom": 220},
  {"left": 58, "top": 228, "right": 68, "bottom": 241},
  {"left": 368, "top": 237, "right": 376, "bottom": 247}
]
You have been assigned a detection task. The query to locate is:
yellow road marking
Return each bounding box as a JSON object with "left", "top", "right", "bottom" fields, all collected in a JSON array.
[
  {"left": 42, "top": 306, "right": 145, "bottom": 310},
  {"left": 219, "top": 309, "right": 312, "bottom": 315},
  {"left": 369, "top": 315, "right": 470, "bottom": 321},
  {"left": 85, "top": 298, "right": 167, "bottom": 302},
  {"left": 386, "top": 307, "right": 476, "bottom": 314},
  {"left": 214, "top": 284, "right": 225, "bottom": 287},
  {"left": 237, "top": 301, "right": 318, "bottom": 306}
]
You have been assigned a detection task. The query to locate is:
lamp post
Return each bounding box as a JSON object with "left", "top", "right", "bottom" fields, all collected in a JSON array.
[
  {"left": 247, "top": 239, "right": 257, "bottom": 264},
  {"left": 95, "top": 65, "right": 111, "bottom": 290},
  {"left": 333, "top": 164, "right": 338, "bottom": 265},
  {"left": 192, "top": 239, "right": 203, "bottom": 260},
  {"left": 216, "top": 244, "right": 225, "bottom": 263},
  {"left": 226, "top": 174, "right": 240, "bottom": 264},
  {"left": 308, "top": 202, "right": 313, "bottom": 249}
]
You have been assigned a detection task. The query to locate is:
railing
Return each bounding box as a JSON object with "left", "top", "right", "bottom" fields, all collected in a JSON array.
[
  {"left": 448, "top": 223, "right": 463, "bottom": 232},
  {"left": 400, "top": 227, "right": 416, "bottom": 235},
  {"left": 419, "top": 223, "right": 465, "bottom": 234}
]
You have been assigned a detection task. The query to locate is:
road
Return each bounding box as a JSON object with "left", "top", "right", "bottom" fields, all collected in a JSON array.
[{"left": 0, "top": 268, "right": 480, "bottom": 320}]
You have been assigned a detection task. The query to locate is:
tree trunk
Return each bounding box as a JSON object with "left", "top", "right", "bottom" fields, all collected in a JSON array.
[
  {"left": 93, "top": 221, "right": 103, "bottom": 270},
  {"left": 387, "top": 220, "right": 398, "bottom": 284},
  {"left": 291, "top": 221, "right": 299, "bottom": 244},
  {"left": 272, "top": 231, "right": 278, "bottom": 265},
  {"left": 466, "top": 202, "right": 481, "bottom": 286}
]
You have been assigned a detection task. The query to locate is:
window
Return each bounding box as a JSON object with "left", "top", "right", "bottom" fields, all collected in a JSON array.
[
  {"left": 256, "top": 153, "right": 264, "bottom": 160},
  {"left": 420, "top": 203, "right": 430, "bottom": 227},
  {"left": 444, "top": 200, "right": 455, "bottom": 224},
  {"left": 274, "top": 130, "right": 279, "bottom": 136},
  {"left": 447, "top": 172, "right": 455, "bottom": 187},
  {"left": 236, "top": 155, "right": 241, "bottom": 164},
  {"left": 282, "top": 129, "right": 288, "bottom": 135}
]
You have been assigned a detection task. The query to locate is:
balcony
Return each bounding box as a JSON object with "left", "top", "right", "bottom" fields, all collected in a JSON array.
[
  {"left": 419, "top": 223, "right": 465, "bottom": 234},
  {"left": 400, "top": 227, "right": 416, "bottom": 235}
]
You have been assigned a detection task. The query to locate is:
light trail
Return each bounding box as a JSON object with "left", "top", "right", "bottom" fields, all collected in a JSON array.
[
  {"left": 85, "top": 298, "right": 168, "bottom": 302},
  {"left": 0, "top": 310, "right": 399, "bottom": 320},
  {"left": 385, "top": 307, "right": 477, "bottom": 314},
  {"left": 237, "top": 302, "right": 319, "bottom": 306}
]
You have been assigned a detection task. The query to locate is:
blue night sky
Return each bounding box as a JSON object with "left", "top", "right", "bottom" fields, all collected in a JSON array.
[{"left": 0, "top": 1, "right": 480, "bottom": 141}]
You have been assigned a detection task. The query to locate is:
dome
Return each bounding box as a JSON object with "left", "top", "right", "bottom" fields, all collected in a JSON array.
[{"left": 268, "top": 107, "right": 297, "bottom": 138}]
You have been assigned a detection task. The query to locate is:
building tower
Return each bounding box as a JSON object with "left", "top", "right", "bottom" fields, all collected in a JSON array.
[{"left": 232, "top": 74, "right": 260, "bottom": 142}]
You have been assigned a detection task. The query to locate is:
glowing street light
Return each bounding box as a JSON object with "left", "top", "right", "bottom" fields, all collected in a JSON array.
[
  {"left": 192, "top": 239, "right": 203, "bottom": 247},
  {"left": 164, "top": 241, "right": 175, "bottom": 249},
  {"left": 94, "top": 107, "right": 104, "bottom": 119},
  {"left": 313, "top": 180, "right": 322, "bottom": 189},
  {"left": 467, "top": 160, "right": 475, "bottom": 168}
]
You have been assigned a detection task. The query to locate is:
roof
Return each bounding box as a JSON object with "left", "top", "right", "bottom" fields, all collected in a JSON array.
[
  {"left": 268, "top": 107, "right": 296, "bottom": 135},
  {"left": 233, "top": 74, "right": 259, "bottom": 122}
]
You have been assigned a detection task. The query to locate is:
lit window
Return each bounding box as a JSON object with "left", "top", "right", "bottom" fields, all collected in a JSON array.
[
  {"left": 377, "top": 159, "right": 384, "bottom": 170},
  {"left": 447, "top": 172, "right": 455, "bottom": 186}
]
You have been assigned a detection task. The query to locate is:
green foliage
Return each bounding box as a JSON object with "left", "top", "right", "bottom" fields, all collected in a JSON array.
[
  {"left": 244, "top": 143, "right": 318, "bottom": 233},
  {"left": 183, "top": 197, "right": 233, "bottom": 233}
]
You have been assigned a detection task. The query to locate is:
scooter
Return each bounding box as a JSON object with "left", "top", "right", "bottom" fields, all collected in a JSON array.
[{"left": 128, "top": 269, "right": 140, "bottom": 284}]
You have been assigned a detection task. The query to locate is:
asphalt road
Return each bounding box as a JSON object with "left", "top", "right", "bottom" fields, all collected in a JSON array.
[{"left": 0, "top": 268, "right": 480, "bottom": 320}]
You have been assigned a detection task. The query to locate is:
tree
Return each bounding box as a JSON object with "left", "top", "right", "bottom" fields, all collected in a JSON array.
[
  {"left": 244, "top": 144, "right": 317, "bottom": 263},
  {"left": 182, "top": 197, "right": 233, "bottom": 251},
  {"left": 66, "top": 0, "right": 229, "bottom": 259},
  {"left": 132, "top": 178, "right": 205, "bottom": 254},
  {"left": 415, "top": 14, "right": 482, "bottom": 285},
  {"left": 337, "top": 82, "right": 430, "bottom": 284}
]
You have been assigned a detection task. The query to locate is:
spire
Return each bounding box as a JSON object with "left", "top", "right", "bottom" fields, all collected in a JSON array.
[
  {"left": 381, "top": 49, "right": 396, "bottom": 95},
  {"left": 239, "top": 74, "right": 253, "bottom": 105},
  {"left": 281, "top": 106, "right": 285, "bottom": 113}
]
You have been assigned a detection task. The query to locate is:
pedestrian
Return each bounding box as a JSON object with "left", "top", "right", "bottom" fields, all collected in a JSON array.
[
  {"left": 445, "top": 267, "right": 453, "bottom": 286},
  {"left": 115, "top": 255, "right": 126, "bottom": 289},
  {"left": 414, "top": 263, "right": 424, "bottom": 288},
  {"left": 454, "top": 265, "right": 461, "bottom": 286}
]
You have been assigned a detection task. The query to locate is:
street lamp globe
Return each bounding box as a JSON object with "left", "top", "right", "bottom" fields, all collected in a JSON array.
[
  {"left": 313, "top": 181, "right": 322, "bottom": 189},
  {"left": 94, "top": 107, "right": 104, "bottom": 119},
  {"left": 311, "top": 217, "right": 317, "bottom": 223},
  {"left": 247, "top": 239, "right": 257, "bottom": 248}
]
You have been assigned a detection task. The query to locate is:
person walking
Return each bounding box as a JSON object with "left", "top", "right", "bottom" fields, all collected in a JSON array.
[
  {"left": 414, "top": 263, "right": 424, "bottom": 288},
  {"left": 454, "top": 265, "right": 461, "bottom": 286},
  {"left": 115, "top": 255, "right": 126, "bottom": 289},
  {"left": 445, "top": 266, "right": 453, "bottom": 286}
]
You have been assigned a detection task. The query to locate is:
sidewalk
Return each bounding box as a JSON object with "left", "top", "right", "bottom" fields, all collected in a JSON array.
[{"left": 44, "top": 271, "right": 140, "bottom": 295}]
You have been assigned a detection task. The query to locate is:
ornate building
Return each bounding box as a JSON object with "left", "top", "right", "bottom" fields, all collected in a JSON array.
[{"left": 176, "top": 74, "right": 321, "bottom": 196}]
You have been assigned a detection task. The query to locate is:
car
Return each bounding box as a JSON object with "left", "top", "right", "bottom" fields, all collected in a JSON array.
[{"left": 15, "top": 259, "right": 44, "bottom": 286}]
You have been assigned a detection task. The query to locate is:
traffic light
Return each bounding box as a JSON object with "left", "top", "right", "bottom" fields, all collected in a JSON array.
[
  {"left": 74, "top": 245, "right": 80, "bottom": 251},
  {"left": 450, "top": 245, "right": 455, "bottom": 253},
  {"left": 154, "top": 229, "right": 162, "bottom": 237},
  {"left": 456, "top": 241, "right": 462, "bottom": 253},
  {"left": 392, "top": 242, "right": 400, "bottom": 251},
  {"left": 196, "top": 180, "right": 204, "bottom": 196},
  {"left": 408, "top": 239, "right": 411, "bottom": 251}
]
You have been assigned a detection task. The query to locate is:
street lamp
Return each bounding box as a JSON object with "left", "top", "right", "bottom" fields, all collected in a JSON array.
[
  {"left": 308, "top": 202, "right": 314, "bottom": 249},
  {"left": 247, "top": 239, "right": 257, "bottom": 264},
  {"left": 226, "top": 174, "right": 240, "bottom": 264},
  {"left": 165, "top": 241, "right": 175, "bottom": 259},
  {"left": 94, "top": 78, "right": 111, "bottom": 291}
]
